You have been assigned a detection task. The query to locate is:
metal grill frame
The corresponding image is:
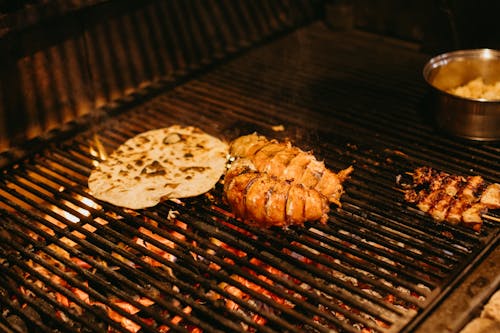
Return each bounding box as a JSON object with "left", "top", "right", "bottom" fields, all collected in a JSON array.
[{"left": 0, "top": 22, "right": 498, "bottom": 333}]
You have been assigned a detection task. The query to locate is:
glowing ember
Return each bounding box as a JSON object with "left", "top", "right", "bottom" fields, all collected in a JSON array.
[
  {"left": 89, "top": 134, "right": 108, "bottom": 166},
  {"left": 15, "top": 197, "right": 425, "bottom": 333}
]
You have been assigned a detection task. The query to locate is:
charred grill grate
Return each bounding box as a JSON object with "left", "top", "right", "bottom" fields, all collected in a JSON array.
[{"left": 0, "top": 22, "right": 499, "bottom": 333}]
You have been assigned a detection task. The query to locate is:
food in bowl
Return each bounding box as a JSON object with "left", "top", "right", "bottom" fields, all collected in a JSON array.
[
  {"left": 422, "top": 48, "right": 500, "bottom": 140},
  {"left": 448, "top": 77, "right": 500, "bottom": 100}
]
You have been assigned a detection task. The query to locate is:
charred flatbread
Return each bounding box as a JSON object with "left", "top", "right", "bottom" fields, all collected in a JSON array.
[{"left": 88, "top": 125, "right": 228, "bottom": 209}]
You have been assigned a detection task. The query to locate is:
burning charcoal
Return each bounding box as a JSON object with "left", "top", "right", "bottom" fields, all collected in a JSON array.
[
  {"left": 0, "top": 286, "right": 7, "bottom": 300},
  {"left": 79, "top": 304, "right": 108, "bottom": 333},
  {"left": 9, "top": 306, "right": 42, "bottom": 333},
  {"left": 6, "top": 314, "right": 28, "bottom": 333},
  {"left": 23, "top": 306, "right": 41, "bottom": 323},
  {"left": 173, "top": 255, "right": 202, "bottom": 286}
]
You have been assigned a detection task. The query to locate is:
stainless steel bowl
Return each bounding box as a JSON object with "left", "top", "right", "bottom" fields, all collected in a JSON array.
[{"left": 423, "top": 49, "right": 500, "bottom": 141}]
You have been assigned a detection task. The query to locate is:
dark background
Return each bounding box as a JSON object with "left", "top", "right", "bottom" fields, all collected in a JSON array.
[
  {"left": 327, "top": 0, "right": 500, "bottom": 54},
  {"left": 0, "top": 0, "right": 499, "bottom": 154},
  {"left": 2, "top": 0, "right": 499, "bottom": 52}
]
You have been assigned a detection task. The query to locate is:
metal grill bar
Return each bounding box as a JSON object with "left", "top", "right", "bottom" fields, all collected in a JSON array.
[
  {"left": 0, "top": 232, "right": 127, "bottom": 333},
  {"left": 186, "top": 67, "right": 499, "bottom": 180},
  {"left": 194, "top": 38, "right": 500, "bottom": 180},
  {"left": 159, "top": 204, "right": 409, "bottom": 318},
  {"left": 0, "top": 22, "right": 498, "bottom": 333},
  {"left": 154, "top": 84, "right": 494, "bottom": 237},
  {"left": 3, "top": 154, "right": 354, "bottom": 332},
  {"left": 35, "top": 151, "right": 394, "bottom": 332},
  {"left": 2, "top": 167, "right": 250, "bottom": 332},
  {"left": 0, "top": 201, "right": 190, "bottom": 333}
]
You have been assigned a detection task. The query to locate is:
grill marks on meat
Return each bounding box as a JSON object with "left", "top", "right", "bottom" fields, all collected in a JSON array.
[
  {"left": 402, "top": 167, "right": 500, "bottom": 231},
  {"left": 223, "top": 134, "right": 353, "bottom": 227},
  {"left": 224, "top": 159, "right": 330, "bottom": 226},
  {"left": 229, "top": 133, "right": 353, "bottom": 206}
]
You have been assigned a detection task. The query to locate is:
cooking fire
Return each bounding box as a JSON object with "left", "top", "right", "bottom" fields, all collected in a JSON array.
[
  {"left": 0, "top": 192, "right": 427, "bottom": 332},
  {"left": 0, "top": 3, "right": 498, "bottom": 332},
  {"left": 0, "top": 116, "right": 496, "bottom": 333}
]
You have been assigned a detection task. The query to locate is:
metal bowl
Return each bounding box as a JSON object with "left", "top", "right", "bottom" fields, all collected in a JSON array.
[{"left": 423, "top": 49, "right": 500, "bottom": 141}]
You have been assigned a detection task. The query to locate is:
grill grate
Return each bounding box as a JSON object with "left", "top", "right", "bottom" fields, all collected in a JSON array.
[{"left": 0, "top": 22, "right": 499, "bottom": 333}]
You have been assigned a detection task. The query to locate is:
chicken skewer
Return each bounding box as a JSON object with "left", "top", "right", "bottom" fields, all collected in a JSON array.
[
  {"left": 224, "top": 158, "right": 330, "bottom": 227},
  {"left": 400, "top": 166, "right": 500, "bottom": 231},
  {"left": 224, "top": 134, "right": 353, "bottom": 227},
  {"left": 229, "top": 133, "right": 353, "bottom": 206}
]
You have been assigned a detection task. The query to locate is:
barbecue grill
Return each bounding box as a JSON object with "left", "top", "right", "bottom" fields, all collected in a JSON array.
[{"left": 0, "top": 1, "right": 498, "bottom": 333}]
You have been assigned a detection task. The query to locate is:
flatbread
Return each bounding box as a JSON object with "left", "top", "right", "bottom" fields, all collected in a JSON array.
[{"left": 88, "top": 125, "right": 228, "bottom": 209}]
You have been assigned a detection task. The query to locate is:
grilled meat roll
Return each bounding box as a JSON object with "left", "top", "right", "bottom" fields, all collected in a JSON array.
[
  {"left": 401, "top": 166, "right": 500, "bottom": 231},
  {"left": 224, "top": 134, "right": 353, "bottom": 227},
  {"left": 229, "top": 133, "right": 353, "bottom": 206},
  {"left": 224, "top": 159, "right": 330, "bottom": 227}
]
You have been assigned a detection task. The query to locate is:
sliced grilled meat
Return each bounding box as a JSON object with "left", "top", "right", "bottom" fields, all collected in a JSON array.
[
  {"left": 229, "top": 133, "right": 353, "bottom": 206},
  {"left": 481, "top": 183, "right": 500, "bottom": 208},
  {"left": 224, "top": 159, "right": 330, "bottom": 227},
  {"left": 401, "top": 166, "right": 500, "bottom": 231}
]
